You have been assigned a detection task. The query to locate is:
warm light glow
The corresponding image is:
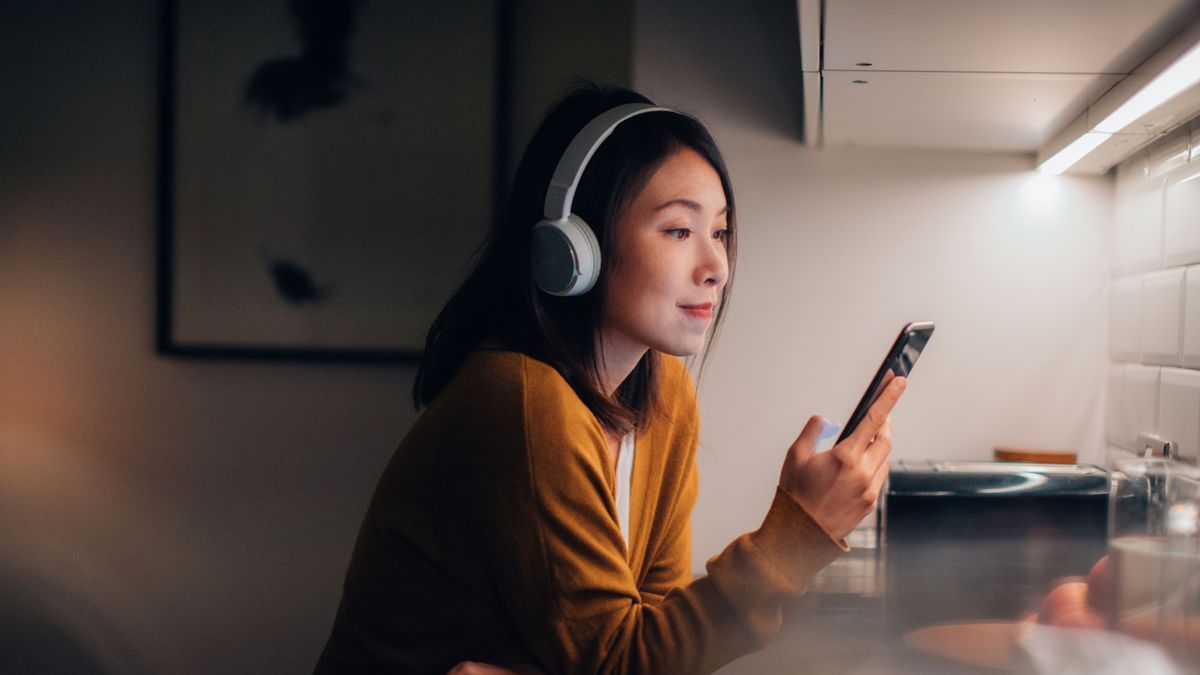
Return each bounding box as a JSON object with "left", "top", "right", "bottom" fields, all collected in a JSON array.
[
  {"left": 1012, "top": 173, "right": 1067, "bottom": 235},
  {"left": 1018, "top": 173, "right": 1064, "bottom": 213},
  {"left": 1095, "top": 42, "right": 1200, "bottom": 133},
  {"left": 1037, "top": 132, "right": 1110, "bottom": 175}
]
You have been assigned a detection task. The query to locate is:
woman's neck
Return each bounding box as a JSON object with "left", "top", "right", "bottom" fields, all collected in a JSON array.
[{"left": 596, "top": 333, "right": 648, "bottom": 398}]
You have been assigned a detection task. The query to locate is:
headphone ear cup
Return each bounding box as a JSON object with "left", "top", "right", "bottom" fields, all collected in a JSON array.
[{"left": 531, "top": 214, "right": 601, "bottom": 296}]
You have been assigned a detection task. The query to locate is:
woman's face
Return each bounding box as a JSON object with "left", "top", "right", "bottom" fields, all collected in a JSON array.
[{"left": 601, "top": 147, "right": 730, "bottom": 364}]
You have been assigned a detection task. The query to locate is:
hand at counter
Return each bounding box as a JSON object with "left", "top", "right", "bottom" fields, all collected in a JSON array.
[
  {"left": 1032, "top": 556, "right": 1108, "bottom": 630},
  {"left": 1026, "top": 553, "right": 1200, "bottom": 671}
]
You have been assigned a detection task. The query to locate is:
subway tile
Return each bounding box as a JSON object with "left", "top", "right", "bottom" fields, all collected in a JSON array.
[
  {"left": 1141, "top": 268, "right": 1183, "bottom": 366},
  {"left": 1127, "top": 184, "right": 1164, "bottom": 272},
  {"left": 1158, "top": 368, "right": 1200, "bottom": 463},
  {"left": 1147, "top": 126, "right": 1190, "bottom": 180},
  {"left": 1164, "top": 166, "right": 1200, "bottom": 268},
  {"left": 1185, "top": 267, "right": 1200, "bottom": 368},
  {"left": 1118, "top": 365, "right": 1159, "bottom": 453},
  {"left": 1110, "top": 276, "right": 1142, "bottom": 362}
]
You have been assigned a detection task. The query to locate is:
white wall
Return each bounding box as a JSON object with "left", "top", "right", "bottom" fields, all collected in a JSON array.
[
  {"left": 633, "top": 0, "right": 1114, "bottom": 572},
  {"left": 1108, "top": 120, "right": 1200, "bottom": 464}
]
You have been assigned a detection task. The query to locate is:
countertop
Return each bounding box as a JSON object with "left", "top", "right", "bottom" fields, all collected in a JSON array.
[{"left": 714, "top": 463, "right": 1193, "bottom": 674}]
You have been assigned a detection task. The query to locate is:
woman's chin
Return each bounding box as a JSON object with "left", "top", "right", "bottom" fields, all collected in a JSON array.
[{"left": 655, "top": 340, "right": 705, "bottom": 358}]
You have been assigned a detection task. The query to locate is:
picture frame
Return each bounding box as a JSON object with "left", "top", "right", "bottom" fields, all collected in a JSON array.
[{"left": 155, "top": 0, "right": 509, "bottom": 361}]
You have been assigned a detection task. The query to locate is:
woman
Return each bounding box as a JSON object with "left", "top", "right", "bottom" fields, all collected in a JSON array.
[{"left": 315, "top": 83, "right": 904, "bottom": 674}]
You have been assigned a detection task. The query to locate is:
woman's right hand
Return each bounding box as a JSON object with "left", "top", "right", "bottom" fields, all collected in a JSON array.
[{"left": 778, "top": 376, "right": 906, "bottom": 541}]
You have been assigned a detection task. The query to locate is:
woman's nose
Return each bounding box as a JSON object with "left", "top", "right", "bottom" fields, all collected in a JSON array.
[{"left": 696, "top": 239, "right": 728, "bottom": 288}]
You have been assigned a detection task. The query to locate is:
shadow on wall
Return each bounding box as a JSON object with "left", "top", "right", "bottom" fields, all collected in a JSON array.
[{"left": 0, "top": 573, "right": 146, "bottom": 675}]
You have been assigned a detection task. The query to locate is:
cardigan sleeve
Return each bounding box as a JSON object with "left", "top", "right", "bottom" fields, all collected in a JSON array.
[{"left": 470, "top": 357, "right": 848, "bottom": 675}]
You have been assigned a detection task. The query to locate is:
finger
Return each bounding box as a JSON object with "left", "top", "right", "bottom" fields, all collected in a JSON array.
[
  {"left": 848, "top": 376, "right": 906, "bottom": 450},
  {"left": 880, "top": 368, "right": 896, "bottom": 388},
  {"left": 863, "top": 415, "right": 893, "bottom": 469},
  {"left": 868, "top": 458, "right": 890, "bottom": 503}
]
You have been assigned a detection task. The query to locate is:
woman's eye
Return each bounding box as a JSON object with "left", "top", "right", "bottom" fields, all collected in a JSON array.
[
  {"left": 713, "top": 228, "right": 729, "bottom": 241},
  {"left": 665, "top": 228, "right": 691, "bottom": 240}
]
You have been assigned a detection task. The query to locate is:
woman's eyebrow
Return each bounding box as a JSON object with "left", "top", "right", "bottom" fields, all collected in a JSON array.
[{"left": 653, "top": 198, "right": 729, "bottom": 215}]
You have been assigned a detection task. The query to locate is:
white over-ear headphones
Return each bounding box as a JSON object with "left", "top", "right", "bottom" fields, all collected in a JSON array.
[{"left": 531, "top": 102, "right": 675, "bottom": 296}]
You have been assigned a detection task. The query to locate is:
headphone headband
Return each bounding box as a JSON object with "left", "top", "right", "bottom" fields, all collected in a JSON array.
[{"left": 542, "top": 103, "right": 674, "bottom": 222}]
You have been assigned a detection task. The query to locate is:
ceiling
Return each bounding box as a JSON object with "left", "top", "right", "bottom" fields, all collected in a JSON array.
[{"left": 800, "top": 0, "right": 1200, "bottom": 153}]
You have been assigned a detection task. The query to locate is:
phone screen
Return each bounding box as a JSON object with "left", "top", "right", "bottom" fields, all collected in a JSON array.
[{"left": 835, "top": 321, "right": 935, "bottom": 443}]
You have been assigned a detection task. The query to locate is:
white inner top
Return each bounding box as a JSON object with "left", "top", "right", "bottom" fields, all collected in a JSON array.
[{"left": 615, "top": 432, "right": 635, "bottom": 545}]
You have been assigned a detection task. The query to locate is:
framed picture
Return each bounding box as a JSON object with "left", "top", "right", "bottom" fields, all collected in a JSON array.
[{"left": 155, "top": 0, "right": 508, "bottom": 361}]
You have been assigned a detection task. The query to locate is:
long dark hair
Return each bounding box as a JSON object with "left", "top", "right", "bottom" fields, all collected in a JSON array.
[{"left": 413, "top": 82, "right": 737, "bottom": 434}]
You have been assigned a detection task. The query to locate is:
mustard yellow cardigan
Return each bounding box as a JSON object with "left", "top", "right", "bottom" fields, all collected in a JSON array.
[{"left": 315, "top": 350, "right": 847, "bottom": 674}]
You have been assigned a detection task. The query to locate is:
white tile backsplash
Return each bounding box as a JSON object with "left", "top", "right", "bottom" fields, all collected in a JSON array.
[
  {"left": 1159, "top": 368, "right": 1200, "bottom": 462},
  {"left": 1110, "top": 121, "right": 1200, "bottom": 466},
  {"left": 1110, "top": 275, "right": 1142, "bottom": 362},
  {"left": 1118, "top": 365, "right": 1159, "bottom": 452},
  {"left": 1147, "top": 126, "right": 1190, "bottom": 180},
  {"left": 1128, "top": 185, "right": 1164, "bottom": 272},
  {"left": 1164, "top": 167, "right": 1200, "bottom": 268},
  {"left": 1186, "top": 267, "right": 1200, "bottom": 368},
  {"left": 1141, "top": 268, "right": 1183, "bottom": 366}
]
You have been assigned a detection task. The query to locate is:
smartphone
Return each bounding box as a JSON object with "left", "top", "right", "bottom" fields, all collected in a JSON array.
[{"left": 835, "top": 321, "right": 935, "bottom": 443}]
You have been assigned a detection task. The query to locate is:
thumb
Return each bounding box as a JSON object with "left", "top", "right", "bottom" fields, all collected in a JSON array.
[{"left": 788, "top": 415, "right": 828, "bottom": 465}]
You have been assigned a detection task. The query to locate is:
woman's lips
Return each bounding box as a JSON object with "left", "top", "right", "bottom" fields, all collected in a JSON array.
[{"left": 680, "top": 303, "right": 714, "bottom": 319}]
